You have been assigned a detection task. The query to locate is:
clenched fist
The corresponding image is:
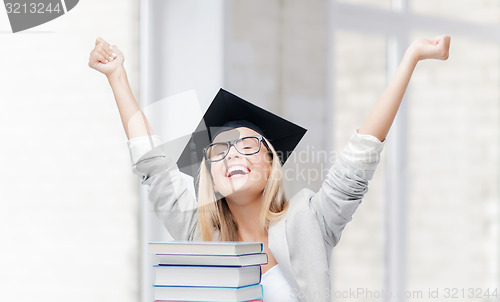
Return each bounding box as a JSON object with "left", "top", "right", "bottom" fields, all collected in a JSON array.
[{"left": 88, "top": 37, "right": 124, "bottom": 77}]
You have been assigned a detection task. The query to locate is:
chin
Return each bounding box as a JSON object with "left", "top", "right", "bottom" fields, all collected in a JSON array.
[{"left": 217, "top": 175, "right": 250, "bottom": 197}]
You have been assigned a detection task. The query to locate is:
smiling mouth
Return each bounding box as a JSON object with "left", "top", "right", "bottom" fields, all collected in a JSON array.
[{"left": 226, "top": 165, "right": 251, "bottom": 178}]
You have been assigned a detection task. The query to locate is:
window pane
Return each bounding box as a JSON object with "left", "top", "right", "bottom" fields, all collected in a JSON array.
[
  {"left": 410, "top": 0, "right": 500, "bottom": 25},
  {"left": 337, "top": 0, "right": 392, "bottom": 10},
  {"left": 331, "top": 30, "right": 387, "bottom": 300},
  {"left": 407, "top": 33, "right": 500, "bottom": 292}
]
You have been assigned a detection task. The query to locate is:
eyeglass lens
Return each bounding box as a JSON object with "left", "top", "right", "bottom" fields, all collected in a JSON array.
[{"left": 207, "top": 137, "right": 261, "bottom": 161}]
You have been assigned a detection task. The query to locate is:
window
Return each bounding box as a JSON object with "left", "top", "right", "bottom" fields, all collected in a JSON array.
[{"left": 329, "top": 1, "right": 500, "bottom": 300}]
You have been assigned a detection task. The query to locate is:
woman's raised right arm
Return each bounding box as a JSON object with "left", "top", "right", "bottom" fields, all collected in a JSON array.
[
  {"left": 88, "top": 37, "right": 153, "bottom": 140},
  {"left": 89, "top": 38, "right": 199, "bottom": 240}
]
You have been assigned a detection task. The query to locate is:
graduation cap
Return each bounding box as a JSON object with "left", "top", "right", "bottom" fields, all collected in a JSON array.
[{"left": 177, "top": 88, "right": 307, "bottom": 177}]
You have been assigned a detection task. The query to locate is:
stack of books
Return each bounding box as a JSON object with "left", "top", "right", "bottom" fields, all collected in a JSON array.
[{"left": 149, "top": 241, "right": 267, "bottom": 302}]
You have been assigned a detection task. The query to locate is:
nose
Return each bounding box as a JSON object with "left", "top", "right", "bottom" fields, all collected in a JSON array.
[{"left": 225, "top": 144, "right": 240, "bottom": 160}]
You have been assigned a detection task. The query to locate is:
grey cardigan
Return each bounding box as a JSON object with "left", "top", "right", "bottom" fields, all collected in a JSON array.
[{"left": 132, "top": 131, "right": 384, "bottom": 302}]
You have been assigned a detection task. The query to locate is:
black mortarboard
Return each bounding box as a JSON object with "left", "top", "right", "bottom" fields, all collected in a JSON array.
[{"left": 177, "top": 88, "right": 307, "bottom": 177}]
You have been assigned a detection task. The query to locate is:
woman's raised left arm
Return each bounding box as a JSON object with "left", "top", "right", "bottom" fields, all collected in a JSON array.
[
  {"left": 358, "top": 35, "right": 451, "bottom": 142},
  {"left": 309, "top": 35, "right": 450, "bottom": 247}
]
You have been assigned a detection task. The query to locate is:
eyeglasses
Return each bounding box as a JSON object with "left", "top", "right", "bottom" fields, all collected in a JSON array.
[{"left": 204, "top": 136, "right": 268, "bottom": 162}]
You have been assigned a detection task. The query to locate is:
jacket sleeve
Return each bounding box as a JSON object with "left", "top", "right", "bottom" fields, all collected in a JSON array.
[
  {"left": 309, "top": 130, "right": 384, "bottom": 247},
  {"left": 130, "top": 137, "right": 198, "bottom": 241}
]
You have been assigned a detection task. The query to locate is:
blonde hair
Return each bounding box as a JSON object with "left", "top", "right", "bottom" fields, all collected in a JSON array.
[{"left": 197, "top": 138, "right": 288, "bottom": 241}]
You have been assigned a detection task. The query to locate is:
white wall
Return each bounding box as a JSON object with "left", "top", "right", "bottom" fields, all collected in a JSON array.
[{"left": 0, "top": 1, "right": 140, "bottom": 301}]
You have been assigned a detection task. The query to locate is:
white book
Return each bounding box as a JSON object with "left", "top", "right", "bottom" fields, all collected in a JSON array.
[
  {"left": 154, "top": 265, "right": 262, "bottom": 287},
  {"left": 155, "top": 252, "right": 268, "bottom": 267},
  {"left": 149, "top": 241, "right": 263, "bottom": 255},
  {"left": 153, "top": 284, "right": 263, "bottom": 301}
]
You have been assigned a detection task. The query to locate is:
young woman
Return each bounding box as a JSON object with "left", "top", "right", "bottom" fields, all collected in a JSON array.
[{"left": 89, "top": 35, "right": 450, "bottom": 302}]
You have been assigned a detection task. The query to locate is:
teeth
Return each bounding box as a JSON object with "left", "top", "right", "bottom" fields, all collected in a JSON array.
[{"left": 226, "top": 165, "right": 250, "bottom": 177}]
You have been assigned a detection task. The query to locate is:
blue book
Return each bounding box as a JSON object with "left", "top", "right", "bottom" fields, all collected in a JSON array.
[
  {"left": 149, "top": 241, "right": 263, "bottom": 255},
  {"left": 153, "top": 284, "right": 263, "bottom": 302},
  {"left": 153, "top": 264, "right": 262, "bottom": 287},
  {"left": 155, "top": 252, "right": 268, "bottom": 267}
]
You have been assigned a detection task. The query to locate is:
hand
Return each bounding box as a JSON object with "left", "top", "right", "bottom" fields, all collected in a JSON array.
[
  {"left": 409, "top": 35, "right": 451, "bottom": 61},
  {"left": 88, "top": 37, "right": 124, "bottom": 77}
]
